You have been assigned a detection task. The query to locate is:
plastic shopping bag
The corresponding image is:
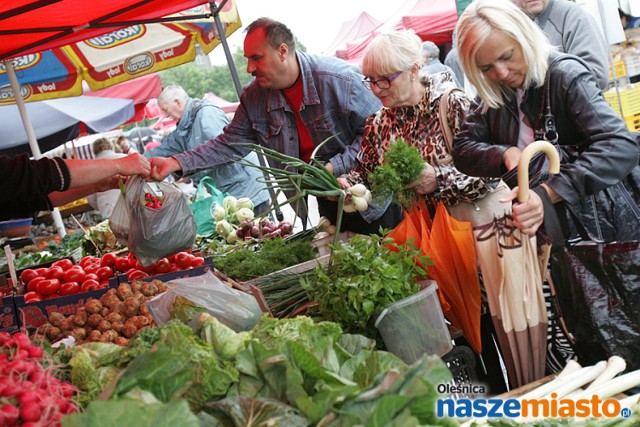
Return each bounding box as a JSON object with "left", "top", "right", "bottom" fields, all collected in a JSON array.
[
  {"left": 110, "top": 176, "right": 197, "bottom": 266},
  {"left": 146, "top": 271, "right": 263, "bottom": 331},
  {"left": 190, "top": 176, "right": 228, "bottom": 236}
]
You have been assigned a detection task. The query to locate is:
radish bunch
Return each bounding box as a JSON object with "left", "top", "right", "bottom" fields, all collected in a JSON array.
[{"left": 0, "top": 332, "right": 77, "bottom": 426}]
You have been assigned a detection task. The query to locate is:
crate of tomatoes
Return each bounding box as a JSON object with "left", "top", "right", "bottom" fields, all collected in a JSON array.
[
  {"left": 13, "top": 254, "right": 121, "bottom": 332},
  {"left": 112, "top": 250, "right": 209, "bottom": 284}
]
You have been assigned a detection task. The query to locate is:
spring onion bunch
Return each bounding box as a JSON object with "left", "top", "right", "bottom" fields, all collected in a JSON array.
[{"left": 236, "top": 140, "right": 369, "bottom": 245}]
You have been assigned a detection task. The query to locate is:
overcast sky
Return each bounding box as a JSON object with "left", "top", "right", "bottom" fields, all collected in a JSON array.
[{"left": 209, "top": 0, "right": 401, "bottom": 64}]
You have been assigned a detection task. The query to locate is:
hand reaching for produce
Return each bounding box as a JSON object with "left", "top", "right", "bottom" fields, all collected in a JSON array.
[{"left": 149, "top": 156, "right": 182, "bottom": 181}]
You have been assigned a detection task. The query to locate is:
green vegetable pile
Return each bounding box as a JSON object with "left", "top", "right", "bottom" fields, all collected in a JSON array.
[
  {"left": 368, "top": 137, "right": 426, "bottom": 208},
  {"left": 212, "top": 237, "right": 317, "bottom": 281},
  {"left": 57, "top": 313, "right": 458, "bottom": 426},
  {"left": 302, "top": 232, "right": 430, "bottom": 341}
]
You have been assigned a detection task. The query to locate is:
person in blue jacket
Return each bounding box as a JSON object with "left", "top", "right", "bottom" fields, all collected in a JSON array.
[{"left": 145, "top": 84, "right": 270, "bottom": 214}]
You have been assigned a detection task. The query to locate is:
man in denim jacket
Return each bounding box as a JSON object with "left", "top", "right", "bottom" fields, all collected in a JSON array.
[
  {"left": 150, "top": 18, "right": 383, "bottom": 226},
  {"left": 146, "top": 84, "right": 269, "bottom": 214}
]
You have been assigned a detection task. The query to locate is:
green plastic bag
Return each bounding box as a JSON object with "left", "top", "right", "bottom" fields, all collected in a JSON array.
[{"left": 190, "top": 176, "right": 227, "bottom": 236}]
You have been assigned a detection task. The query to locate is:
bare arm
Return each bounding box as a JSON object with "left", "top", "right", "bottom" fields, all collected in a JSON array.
[{"left": 64, "top": 153, "right": 150, "bottom": 188}]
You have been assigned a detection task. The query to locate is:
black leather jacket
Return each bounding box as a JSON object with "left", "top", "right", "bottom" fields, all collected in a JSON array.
[{"left": 453, "top": 53, "right": 640, "bottom": 242}]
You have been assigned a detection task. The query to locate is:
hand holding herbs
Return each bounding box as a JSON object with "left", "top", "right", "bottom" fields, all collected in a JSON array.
[
  {"left": 368, "top": 137, "right": 426, "bottom": 209},
  {"left": 301, "top": 232, "right": 430, "bottom": 341}
]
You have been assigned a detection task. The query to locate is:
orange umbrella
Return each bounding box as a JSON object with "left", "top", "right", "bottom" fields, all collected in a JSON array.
[{"left": 387, "top": 198, "right": 482, "bottom": 353}]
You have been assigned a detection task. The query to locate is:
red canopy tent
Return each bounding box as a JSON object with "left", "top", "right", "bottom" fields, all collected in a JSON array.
[
  {"left": 323, "top": 12, "right": 383, "bottom": 57},
  {"left": 85, "top": 73, "right": 163, "bottom": 123},
  {"left": 0, "top": 1, "right": 214, "bottom": 62},
  {"left": 336, "top": 0, "right": 458, "bottom": 64},
  {"left": 395, "top": 0, "right": 458, "bottom": 44}
]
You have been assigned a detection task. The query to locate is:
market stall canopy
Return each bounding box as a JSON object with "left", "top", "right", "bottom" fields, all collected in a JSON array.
[
  {"left": 204, "top": 92, "right": 239, "bottom": 114},
  {"left": 0, "top": 96, "right": 134, "bottom": 156},
  {"left": 0, "top": 2, "right": 241, "bottom": 104},
  {"left": 336, "top": 0, "right": 458, "bottom": 64},
  {"left": 322, "top": 12, "right": 383, "bottom": 57},
  {"left": 0, "top": 0, "right": 215, "bottom": 62},
  {"left": 85, "top": 73, "right": 163, "bottom": 123}
]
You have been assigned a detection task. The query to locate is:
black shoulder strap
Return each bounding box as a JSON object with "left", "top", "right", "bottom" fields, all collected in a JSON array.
[{"left": 543, "top": 54, "right": 593, "bottom": 143}]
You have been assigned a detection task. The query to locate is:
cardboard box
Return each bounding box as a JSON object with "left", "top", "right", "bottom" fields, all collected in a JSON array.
[
  {"left": 312, "top": 231, "right": 356, "bottom": 256},
  {"left": 13, "top": 277, "right": 118, "bottom": 332}
]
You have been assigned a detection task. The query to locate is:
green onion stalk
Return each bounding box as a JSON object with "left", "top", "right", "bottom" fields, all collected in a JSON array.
[{"left": 235, "top": 138, "right": 348, "bottom": 247}]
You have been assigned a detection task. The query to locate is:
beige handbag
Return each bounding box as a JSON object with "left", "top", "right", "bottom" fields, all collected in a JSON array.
[{"left": 437, "top": 88, "right": 511, "bottom": 227}]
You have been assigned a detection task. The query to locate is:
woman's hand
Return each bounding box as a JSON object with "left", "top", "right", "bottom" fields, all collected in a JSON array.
[
  {"left": 406, "top": 163, "right": 438, "bottom": 195},
  {"left": 325, "top": 177, "right": 350, "bottom": 201},
  {"left": 500, "top": 186, "right": 545, "bottom": 235},
  {"left": 503, "top": 146, "right": 522, "bottom": 171},
  {"left": 116, "top": 153, "right": 151, "bottom": 177}
]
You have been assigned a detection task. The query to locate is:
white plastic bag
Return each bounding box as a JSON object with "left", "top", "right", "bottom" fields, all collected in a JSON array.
[
  {"left": 110, "top": 176, "right": 197, "bottom": 266},
  {"left": 146, "top": 271, "right": 263, "bottom": 331}
]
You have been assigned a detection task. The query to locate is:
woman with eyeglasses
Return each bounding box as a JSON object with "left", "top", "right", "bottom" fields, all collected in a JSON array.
[{"left": 339, "top": 30, "right": 492, "bottom": 221}]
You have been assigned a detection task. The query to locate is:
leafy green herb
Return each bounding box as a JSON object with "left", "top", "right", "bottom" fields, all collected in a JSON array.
[
  {"left": 301, "top": 233, "right": 430, "bottom": 341},
  {"left": 212, "top": 237, "right": 317, "bottom": 281},
  {"left": 368, "top": 137, "right": 425, "bottom": 208}
]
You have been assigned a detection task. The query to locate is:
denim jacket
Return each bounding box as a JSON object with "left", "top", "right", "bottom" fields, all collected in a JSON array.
[
  {"left": 174, "top": 51, "right": 382, "bottom": 178},
  {"left": 146, "top": 98, "right": 269, "bottom": 206}
]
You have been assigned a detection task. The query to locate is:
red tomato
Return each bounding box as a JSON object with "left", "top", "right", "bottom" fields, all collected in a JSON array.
[
  {"left": 83, "top": 263, "right": 99, "bottom": 275},
  {"left": 153, "top": 258, "right": 171, "bottom": 274},
  {"left": 63, "top": 267, "right": 86, "bottom": 284},
  {"left": 95, "top": 266, "right": 114, "bottom": 282},
  {"left": 170, "top": 264, "right": 182, "bottom": 272},
  {"left": 139, "top": 262, "right": 156, "bottom": 274},
  {"left": 114, "top": 257, "right": 130, "bottom": 273},
  {"left": 59, "top": 282, "right": 80, "bottom": 296},
  {"left": 127, "top": 270, "right": 149, "bottom": 281},
  {"left": 46, "top": 266, "right": 65, "bottom": 281},
  {"left": 34, "top": 268, "right": 48, "bottom": 276},
  {"left": 26, "top": 277, "right": 45, "bottom": 294},
  {"left": 80, "top": 280, "right": 100, "bottom": 292},
  {"left": 36, "top": 279, "right": 60, "bottom": 296},
  {"left": 19, "top": 269, "right": 38, "bottom": 285},
  {"left": 190, "top": 257, "right": 206, "bottom": 267},
  {"left": 24, "top": 292, "right": 42, "bottom": 303},
  {"left": 79, "top": 256, "right": 98, "bottom": 268},
  {"left": 99, "top": 280, "right": 110, "bottom": 288},
  {"left": 100, "top": 253, "right": 117, "bottom": 267},
  {"left": 51, "top": 259, "right": 73, "bottom": 270},
  {"left": 83, "top": 273, "right": 99, "bottom": 283},
  {"left": 174, "top": 252, "right": 193, "bottom": 269}
]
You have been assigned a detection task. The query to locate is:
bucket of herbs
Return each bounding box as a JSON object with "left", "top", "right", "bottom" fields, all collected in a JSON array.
[{"left": 300, "top": 232, "right": 431, "bottom": 345}]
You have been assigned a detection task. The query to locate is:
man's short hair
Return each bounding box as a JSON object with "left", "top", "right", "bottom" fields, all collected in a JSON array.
[
  {"left": 245, "top": 17, "right": 296, "bottom": 51},
  {"left": 421, "top": 41, "right": 441, "bottom": 61}
]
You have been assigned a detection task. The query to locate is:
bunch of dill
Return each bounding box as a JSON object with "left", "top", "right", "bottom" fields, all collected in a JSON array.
[{"left": 368, "top": 137, "right": 425, "bottom": 208}]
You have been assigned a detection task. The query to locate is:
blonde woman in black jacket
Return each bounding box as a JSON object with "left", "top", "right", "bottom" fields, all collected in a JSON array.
[{"left": 453, "top": 0, "right": 639, "bottom": 243}]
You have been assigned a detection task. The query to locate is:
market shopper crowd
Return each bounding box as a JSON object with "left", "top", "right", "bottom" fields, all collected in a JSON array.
[{"left": 4, "top": 0, "right": 640, "bottom": 395}]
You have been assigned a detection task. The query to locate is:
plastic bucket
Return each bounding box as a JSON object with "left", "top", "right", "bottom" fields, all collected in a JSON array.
[{"left": 375, "top": 280, "right": 452, "bottom": 364}]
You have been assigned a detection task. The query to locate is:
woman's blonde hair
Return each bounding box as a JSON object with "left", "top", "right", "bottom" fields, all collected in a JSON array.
[
  {"left": 362, "top": 30, "right": 422, "bottom": 77},
  {"left": 456, "top": 0, "right": 551, "bottom": 109}
]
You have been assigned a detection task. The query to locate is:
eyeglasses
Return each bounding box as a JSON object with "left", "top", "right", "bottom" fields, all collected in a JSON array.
[{"left": 362, "top": 70, "right": 402, "bottom": 90}]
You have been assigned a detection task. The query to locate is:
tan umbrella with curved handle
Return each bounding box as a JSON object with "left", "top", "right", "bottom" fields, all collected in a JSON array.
[{"left": 473, "top": 140, "right": 560, "bottom": 389}]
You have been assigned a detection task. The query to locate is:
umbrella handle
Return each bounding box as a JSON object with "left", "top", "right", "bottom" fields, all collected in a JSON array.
[{"left": 517, "top": 140, "right": 560, "bottom": 202}]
